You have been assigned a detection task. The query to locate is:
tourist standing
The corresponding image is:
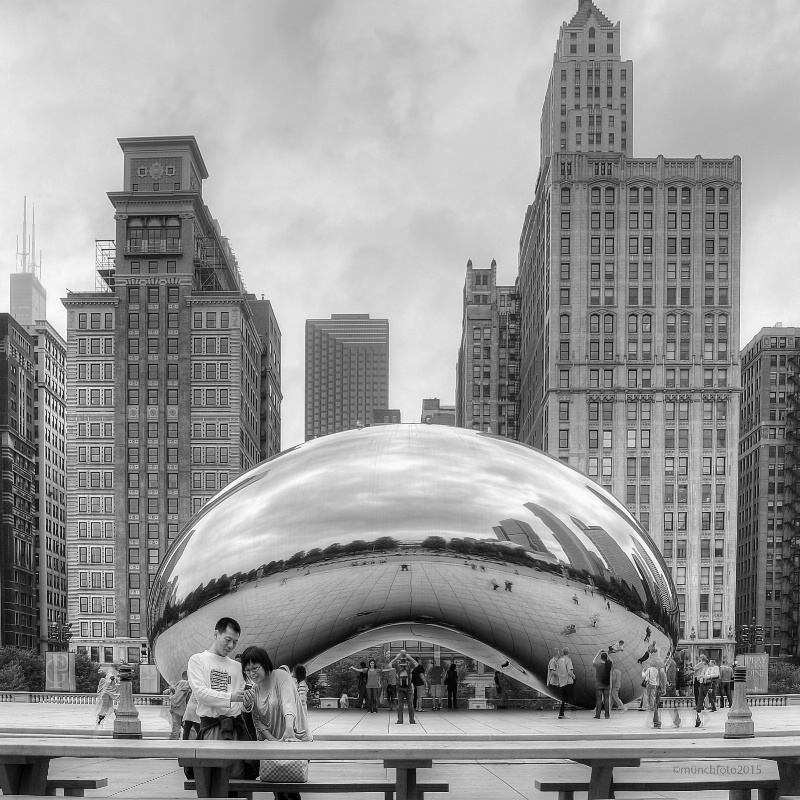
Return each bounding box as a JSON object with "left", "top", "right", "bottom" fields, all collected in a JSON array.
[
  {"left": 445, "top": 662, "right": 459, "bottom": 709},
  {"left": 389, "top": 650, "right": 418, "bottom": 724},
  {"left": 381, "top": 664, "right": 397, "bottom": 710},
  {"left": 547, "top": 648, "right": 560, "bottom": 692},
  {"left": 705, "top": 660, "right": 720, "bottom": 711},
  {"left": 609, "top": 665, "right": 626, "bottom": 711},
  {"left": 293, "top": 664, "right": 309, "bottom": 711},
  {"left": 556, "top": 647, "right": 575, "bottom": 719},
  {"left": 353, "top": 661, "right": 368, "bottom": 709},
  {"left": 186, "top": 616, "right": 256, "bottom": 779},
  {"left": 412, "top": 659, "right": 428, "bottom": 712},
  {"left": 664, "top": 652, "right": 677, "bottom": 697},
  {"left": 644, "top": 646, "right": 666, "bottom": 728},
  {"left": 166, "top": 671, "right": 191, "bottom": 739},
  {"left": 427, "top": 660, "right": 444, "bottom": 711},
  {"left": 592, "top": 650, "right": 612, "bottom": 719},
  {"left": 240, "top": 645, "right": 311, "bottom": 800},
  {"left": 718, "top": 660, "right": 734, "bottom": 708},
  {"left": 182, "top": 691, "right": 200, "bottom": 739}
]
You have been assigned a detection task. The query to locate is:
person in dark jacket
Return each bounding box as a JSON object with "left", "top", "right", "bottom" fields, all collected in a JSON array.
[{"left": 444, "top": 662, "right": 459, "bottom": 709}]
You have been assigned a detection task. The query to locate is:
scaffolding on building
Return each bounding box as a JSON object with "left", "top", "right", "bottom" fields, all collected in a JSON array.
[
  {"left": 782, "top": 351, "right": 800, "bottom": 656},
  {"left": 95, "top": 240, "right": 116, "bottom": 293},
  {"left": 192, "top": 220, "right": 246, "bottom": 294},
  {"left": 506, "top": 291, "right": 521, "bottom": 440}
]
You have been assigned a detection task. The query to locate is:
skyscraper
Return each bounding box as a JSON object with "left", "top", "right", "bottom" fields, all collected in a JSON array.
[
  {"left": 8, "top": 201, "right": 69, "bottom": 653},
  {"left": 738, "top": 324, "right": 799, "bottom": 656},
  {"left": 516, "top": 0, "right": 740, "bottom": 660},
  {"left": 455, "top": 260, "right": 520, "bottom": 437},
  {"left": 0, "top": 314, "right": 37, "bottom": 649},
  {"left": 305, "top": 314, "right": 389, "bottom": 440},
  {"left": 61, "top": 136, "right": 281, "bottom": 664}
]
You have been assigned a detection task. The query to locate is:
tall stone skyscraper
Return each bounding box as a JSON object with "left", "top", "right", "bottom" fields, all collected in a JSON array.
[
  {"left": 516, "top": 0, "right": 740, "bottom": 660},
  {"left": 455, "top": 259, "right": 520, "bottom": 438},
  {"left": 738, "top": 325, "right": 799, "bottom": 657},
  {"left": 61, "top": 137, "right": 281, "bottom": 664},
  {"left": 305, "top": 314, "right": 389, "bottom": 440}
]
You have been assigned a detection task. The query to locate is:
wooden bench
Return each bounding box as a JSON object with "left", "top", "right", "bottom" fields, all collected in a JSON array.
[
  {"left": 535, "top": 760, "right": 779, "bottom": 800},
  {"left": 185, "top": 778, "right": 449, "bottom": 799},
  {"left": 44, "top": 778, "right": 108, "bottom": 797}
]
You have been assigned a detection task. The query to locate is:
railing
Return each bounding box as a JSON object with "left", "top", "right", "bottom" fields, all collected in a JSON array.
[
  {"left": 124, "top": 241, "right": 182, "bottom": 255},
  {"left": 0, "top": 692, "right": 166, "bottom": 705}
]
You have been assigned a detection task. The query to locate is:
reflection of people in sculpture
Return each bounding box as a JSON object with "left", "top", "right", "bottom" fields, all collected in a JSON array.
[
  {"left": 94, "top": 666, "right": 119, "bottom": 728},
  {"left": 608, "top": 639, "right": 624, "bottom": 653}
]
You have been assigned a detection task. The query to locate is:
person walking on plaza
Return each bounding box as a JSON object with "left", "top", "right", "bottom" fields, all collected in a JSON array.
[
  {"left": 427, "top": 660, "right": 444, "bottom": 710},
  {"left": 445, "top": 661, "right": 459, "bottom": 709},
  {"left": 293, "top": 664, "right": 309, "bottom": 711},
  {"left": 718, "top": 659, "right": 734, "bottom": 708},
  {"left": 705, "top": 660, "right": 720, "bottom": 711},
  {"left": 187, "top": 616, "right": 256, "bottom": 779},
  {"left": 643, "top": 646, "right": 666, "bottom": 728},
  {"left": 547, "top": 648, "right": 560, "bottom": 693},
  {"left": 353, "top": 661, "right": 368, "bottom": 709},
  {"left": 556, "top": 647, "right": 575, "bottom": 719},
  {"left": 412, "top": 658, "right": 428, "bottom": 712},
  {"left": 390, "top": 650, "right": 418, "bottom": 724},
  {"left": 166, "top": 671, "right": 191, "bottom": 739},
  {"left": 350, "top": 660, "right": 380, "bottom": 713},
  {"left": 592, "top": 650, "right": 612, "bottom": 719},
  {"left": 610, "top": 665, "right": 626, "bottom": 711},
  {"left": 182, "top": 691, "right": 200, "bottom": 739},
  {"left": 93, "top": 666, "right": 119, "bottom": 729},
  {"left": 381, "top": 664, "right": 397, "bottom": 710}
]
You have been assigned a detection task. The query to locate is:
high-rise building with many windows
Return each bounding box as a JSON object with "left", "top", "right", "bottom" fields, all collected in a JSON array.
[
  {"left": 455, "top": 260, "right": 520, "bottom": 438},
  {"left": 305, "top": 314, "right": 389, "bottom": 440},
  {"left": 738, "top": 325, "right": 800, "bottom": 656},
  {"left": 516, "top": 0, "right": 740, "bottom": 660},
  {"left": 61, "top": 136, "right": 280, "bottom": 664},
  {"left": 0, "top": 314, "right": 38, "bottom": 649},
  {"left": 8, "top": 202, "right": 69, "bottom": 653}
]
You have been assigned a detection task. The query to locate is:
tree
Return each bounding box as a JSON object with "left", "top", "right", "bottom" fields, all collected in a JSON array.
[
  {"left": 421, "top": 536, "right": 446, "bottom": 550},
  {"left": 0, "top": 647, "right": 45, "bottom": 692},
  {"left": 768, "top": 661, "right": 800, "bottom": 693},
  {"left": 75, "top": 651, "right": 102, "bottom": 693}
]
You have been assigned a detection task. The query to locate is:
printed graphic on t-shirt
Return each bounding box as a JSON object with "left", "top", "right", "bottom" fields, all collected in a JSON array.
[{"left": 210, "top": 669, "right": 231, "bottom": 692}]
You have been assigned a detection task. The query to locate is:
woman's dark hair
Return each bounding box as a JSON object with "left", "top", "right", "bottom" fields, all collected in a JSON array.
[
  {"left": 448, "top": 663, "right": 457, "bottom": 672},
  {"left": 368, "top": 659, "right": 376, "bottom": 668},
  {"left": 239, "top": 645, "right": 273, "bottom": 676},
  {"left": 293, "top": 663, "right": 307, "bottom": 682}
]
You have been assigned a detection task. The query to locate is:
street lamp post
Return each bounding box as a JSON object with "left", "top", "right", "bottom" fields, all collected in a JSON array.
[{"left": 112, "top": 664, "right": 142, "bottom": 739}]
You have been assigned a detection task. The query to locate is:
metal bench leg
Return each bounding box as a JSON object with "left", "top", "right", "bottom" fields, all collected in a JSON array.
[
  {"left": 63, "top": 790, "right": 86, "bottom": 797},
  {"left": 557, "top": 793, "right": 575, "bottom": 800},
  {"left": 729, "top": 790, "right": 749, "bottom": 800},
  {"left": 756, "top": 789, "right": 777, "bottom": 800}
]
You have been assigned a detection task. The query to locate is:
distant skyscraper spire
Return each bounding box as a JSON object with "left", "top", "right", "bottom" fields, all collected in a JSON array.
[
  {"left": 16, "top": 196, "right": 29, "bottom": 272},
  {"left": 15, "top": 197, "right": 41, "bottom": 277}
]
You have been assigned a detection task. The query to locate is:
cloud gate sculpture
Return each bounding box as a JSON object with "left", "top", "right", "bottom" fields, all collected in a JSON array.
[{"left": 149, "top": 425, "right": 678, "bottom": 707}]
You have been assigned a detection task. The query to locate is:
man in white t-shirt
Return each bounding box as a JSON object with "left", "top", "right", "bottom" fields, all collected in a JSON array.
[{"left": 186, "top": 617, "right": 256, "bottom": 779}]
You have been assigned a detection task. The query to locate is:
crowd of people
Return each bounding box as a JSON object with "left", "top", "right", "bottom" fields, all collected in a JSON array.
[{"left": 548, "top": 640, "right": 737, "bottom": 729}]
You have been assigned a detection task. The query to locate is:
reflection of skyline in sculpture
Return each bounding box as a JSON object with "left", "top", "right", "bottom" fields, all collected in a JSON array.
[{"left": 148, "top": 425, "right": 678, "bottom": 708}]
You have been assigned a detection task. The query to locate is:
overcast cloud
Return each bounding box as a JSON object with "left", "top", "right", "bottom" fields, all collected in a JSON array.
[{"left": 1, "top": 0, "right": 798, "bottom": 448}]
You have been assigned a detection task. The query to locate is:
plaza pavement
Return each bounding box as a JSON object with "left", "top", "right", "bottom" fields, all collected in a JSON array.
[{"left": 1, "top": 703, "right": 798, "bottom": 799}]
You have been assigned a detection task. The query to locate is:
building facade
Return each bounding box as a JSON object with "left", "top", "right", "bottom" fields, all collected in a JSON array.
[
  {"left": 0, "top": 314, "right": 38, "bottom": 649},
  {"left": 455, "top": 260, "right": 520, "bottom": 438},
  {"left": 304, "top": 314, "right": 389, "bottom": 440},
  {"left": 738, "top": 325, "right": 799, "bottom": 656},
  {"left": 61, "top": 136, "right": 280, "bottom": 664},
  {"left": 251, "top": 299, "right": 282, "bottom": 461},
  {"left": 516, "top": 1, "right": 740, "bottom": 660},
  {"left": 421, "top": 398, "right": 456, "bottom": 426}
]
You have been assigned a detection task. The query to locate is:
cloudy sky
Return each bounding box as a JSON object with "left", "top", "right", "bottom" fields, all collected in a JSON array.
[{"left": 1, "top": 0, "right": 798, "bottom": 449}]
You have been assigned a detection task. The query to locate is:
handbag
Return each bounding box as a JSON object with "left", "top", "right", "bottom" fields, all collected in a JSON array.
[
  {"left": 259, "top": 759, "right": 309, "bottom": 783},
  {"left": 641, "top": 679, "right": 647, "bottom": 688}
]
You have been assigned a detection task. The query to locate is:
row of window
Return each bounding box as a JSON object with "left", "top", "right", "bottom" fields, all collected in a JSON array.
[
  {"left": 129, "top": 522, "right": 179, "bottom": 540},
  {"left": 77, "top": 571, "right": 114, "bottom": 588},
  {"left": 79, "top": 596, "right": 115, "bottom": 614},
  {"left": 558, "top": 367, "right": 730, "bottom": 389},
  {"left": 128, "top": 285, "right": 181, "bottom": 304},
  {"left": 559, "top": 312, "right": 729, "bottom": 336},
  {"left": 674, "top": 566, "right": 725, "bottom": 586},
  {"left": 77, "top": 546, "right": 113, "bottom": 564},
  {"left": 126, "top": 497, "right": 180, "bottom": 515},
  {"left": 127, "top": 338, "right": 180, "bottom": 355},
  {"left": 560, "top": 236, "right": 730, "bottom": 259},
  {"left": 560, "top": 186, "right": 731, "bottom": 206},
  {"left": 192, "top": 312, "right": 231, "bottom": 329}
]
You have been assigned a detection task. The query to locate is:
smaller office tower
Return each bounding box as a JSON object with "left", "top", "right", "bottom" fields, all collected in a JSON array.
[
  {"left": 0, "top": 315, "right": 38, "bottom": 648},
  {"left": 738, "top": 325, "right": 800, "bottom": 657},
  {"left": 421, "top": 399, "right": 455, "bottom": 426},
  {"left": 305, "top": 314, "right": 389, "bottom": 440},
  {"left": 250, "top": 298, "right": 282, "bottom": 460},
  {"left": 455, "top": 260, "right": 520, "bottom": 438},
  {"left": 10, "top": 198, "right": 47, "bottom": 327}
]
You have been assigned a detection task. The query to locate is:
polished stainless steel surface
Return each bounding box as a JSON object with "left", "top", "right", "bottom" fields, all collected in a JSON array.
[{"left": 149, "top": 424, "right": 677, "bottom": 706}]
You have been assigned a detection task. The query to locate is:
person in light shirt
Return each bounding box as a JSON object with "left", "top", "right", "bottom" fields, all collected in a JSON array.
[{"left": 186, "top": 616, "right": 256, "bottom": 779}]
